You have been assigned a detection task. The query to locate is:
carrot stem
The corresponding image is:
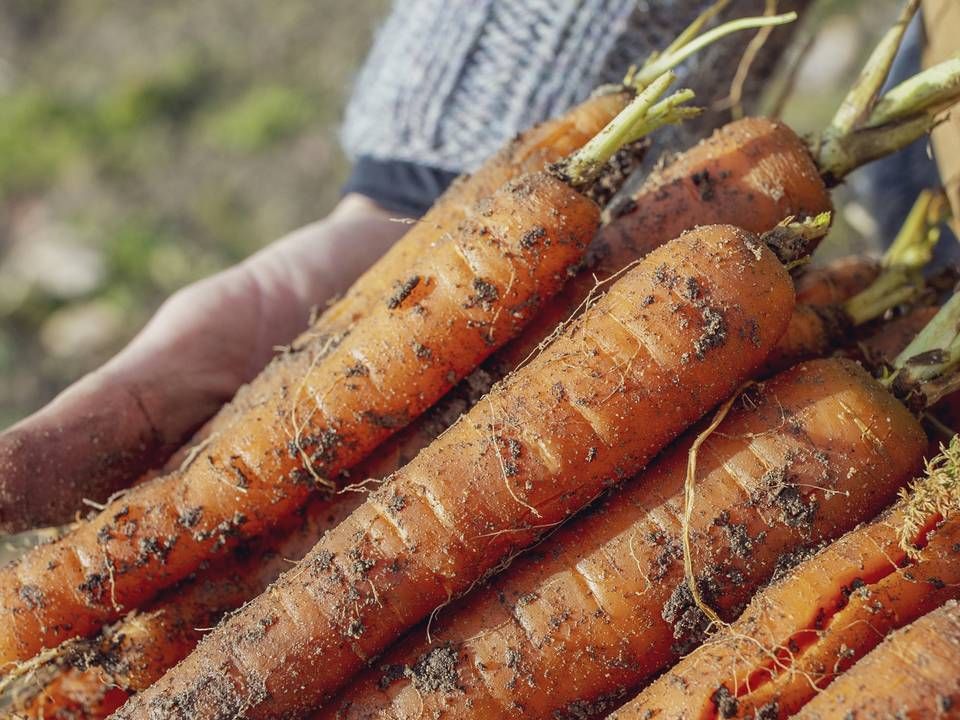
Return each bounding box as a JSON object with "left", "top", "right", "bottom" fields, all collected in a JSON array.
[
  {"left": 843, "top": 190, "right": 946, "bottom": 326},
  {"left": 826, "top": 0, "right": 920, "bottom": 137},
  {"left": 812, "top": 1, "right": 960, "bottom": 184},
  {"left": 560, "top": 72, "right": 697, "bottom": 188},
  {"left": 628, "top": 9, "right": 797, "bottom": 92},
  {"left": 867, "top": 56, "right": 960, "bottom": 128},
  {"left": 759, "top": 211, "right": 833, "bottom": 265}
]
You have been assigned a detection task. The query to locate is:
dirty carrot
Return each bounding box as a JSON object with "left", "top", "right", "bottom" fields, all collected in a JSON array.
[
  {"left": 575, "top": 0, "right": 957, "bottom": 347},
  {"left": 112, "top": 219, "right": 800, "bottom": 719},
  {"left": 462, "top": 0, "right": 960, "bottom": 381},
  {"left": 0, "top": 74, "right": 696, "bottom": 669},
  {"left": 794, "top": 601, "right": 960, "bottom": 720},
  {"left": 316, "top": 353, "right": 926, "bottom": 720},
  {"left": 317, "top": 7, "right": 795, "bottom": 336},
  {"left": 4, "top": 493, "right": 362, "bottom": 720},
  {"left": 613, "top": 434, "right": 960, "bottom": 720}
]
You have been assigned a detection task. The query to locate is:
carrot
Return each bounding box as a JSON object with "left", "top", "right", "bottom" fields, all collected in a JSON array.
[
  {"left": 794, "top": 601, "right": 960, "bottom": 720},
  {"left": 317, "top": 7, "right": 796, "bottom": 337},
  {"left": 451, "top": 1, "right": 960, "bottom": 383},
  {"left": 357, "top": 245, "right": 882, "bottom": 484},
  {"left": 365, "top": 191, "right": 933, "bottom": 488},
  {"left": 316, "top": 356, "right": 926, "bottom": 720},
  {"left": 597, "top": 0, "right": 957, "bottom": 304},
  {"left": 5, "top": 493, "right": 362, "bottom": 720},
  {"left": 112, "top": 220, "right": 799, "bottom": 719},
  {"left": 793, "top": 254, "right": 881, "bottom": 307},
  {"left": 614, "top": 435, "right": 960, "bottom": 719},
  {"left": 2, "top": 75, "right": 701, "bottom": 669}
]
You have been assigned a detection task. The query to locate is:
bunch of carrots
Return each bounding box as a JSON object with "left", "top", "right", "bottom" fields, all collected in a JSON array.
[{"left": 4, "top": 2, "right": 960, "bottom": 719}]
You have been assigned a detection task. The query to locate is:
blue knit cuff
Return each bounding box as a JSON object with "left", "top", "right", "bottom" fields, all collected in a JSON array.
[{"left": 342, "top": 156, "right": 459, "bottom": 217}]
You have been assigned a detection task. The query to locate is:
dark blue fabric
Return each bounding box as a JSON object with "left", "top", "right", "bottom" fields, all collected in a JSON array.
[{"left": 342, "top": 156, "right": 458, "bottom": 218}]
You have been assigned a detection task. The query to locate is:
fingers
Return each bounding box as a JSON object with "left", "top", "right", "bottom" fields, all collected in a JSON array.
[
  {"left": 0, "top": 277, "right": 250, "bottom": 533},
  {"left": 0, "top": 196, "right": 408, "bottom": 533},
  {"left": 0, "top": 369, "right": 184, "bottom": 533}
]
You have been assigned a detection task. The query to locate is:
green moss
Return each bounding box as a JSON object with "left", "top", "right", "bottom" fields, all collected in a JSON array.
[
  {"left": 97, "top": 55, "right": 218, "bottom": 133},
  {"left": 0, "top": 91, "right": 90, "bottom": 195},
  {"left": 200, "top": 85, "right": 314, "bottom": 152}
]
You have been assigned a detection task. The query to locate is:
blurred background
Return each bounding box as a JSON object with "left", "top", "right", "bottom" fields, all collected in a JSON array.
[{"left": 0, "top": 0, "right": 914, "bottom": 428}]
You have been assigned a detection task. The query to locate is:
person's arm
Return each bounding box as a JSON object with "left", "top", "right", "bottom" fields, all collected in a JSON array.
[{"left": 0, "top": 194, "right": 407, "bottom": 532}]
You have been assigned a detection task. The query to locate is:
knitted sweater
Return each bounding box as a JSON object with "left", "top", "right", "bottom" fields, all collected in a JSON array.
[{"left": 341, "top": 0, "right": 807, "bottom": 214}]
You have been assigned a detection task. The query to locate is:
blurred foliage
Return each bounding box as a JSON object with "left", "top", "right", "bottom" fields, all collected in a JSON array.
[
  {"left": 0, "top": 0, "right": 907, "bottom": 429},
  {"left": 0, "top": 0, "right": 388, "bottom": 426}
]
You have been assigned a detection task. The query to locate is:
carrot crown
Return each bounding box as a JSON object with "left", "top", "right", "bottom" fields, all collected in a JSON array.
[
  {"left": 813, "top": 0, "right": 960, "bottom": 183},
  {"left": 557, "top": 72, "right": 700, "bottom": 189},
  {"left": 843, "top": 189, "right": 947, "bottom": 326}
]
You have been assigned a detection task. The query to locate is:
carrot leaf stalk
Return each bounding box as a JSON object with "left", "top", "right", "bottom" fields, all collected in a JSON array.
[
  {"left": 886, "top": 292, "right": 960, "bottom": 409},
  {"left": 813, "top": 1, "right": 960, "bottom": 183},
  {"left": 867, "top": 56, "right": 960, "bottom": 128},
  {"left": 843, "top": 189, "right": 948, "bottom": 325},
  {"left": 826, "top": 0, "right": 920, "bottom": 136},
  {"left": 627, "top": 8, "right": 798, "bottom": 92},
  {"left": 558, "top": 72, "right": 699, "bottom": 188},
  {"left": 898, "top": 434, "right": 960, "bottom": 558}
]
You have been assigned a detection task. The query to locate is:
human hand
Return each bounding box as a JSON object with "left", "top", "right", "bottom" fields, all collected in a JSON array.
[{"left": 0, "top": 194, "right": 407, "bottom": 533}]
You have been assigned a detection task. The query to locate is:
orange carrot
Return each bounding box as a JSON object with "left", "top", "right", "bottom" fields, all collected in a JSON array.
[
  {"left": 7, "top": 493, "right": 362, "bottom": 720},
  {"left": 318, "top": 9, "right": 796, "bottom": 336},
  {"left": 0, "top": 74, "right": 703, "bottom": 669},
  {"left": 0, "top": 101, "right": 627, "bottom": 666},
  {"left": 113, "top": 222, "right": 797, "bottom": 719},
  {"left": 316, "top": 357, "right": 926, "bottom": 720},
  {"left": 794, "top": 601, "right": 960, "bottom": 720},
  {"left": 793, "top": 254, "right": 881, "bottom": 306},
  {"left": 0, "top": 10, "right": 796, "bottom": 538},
  {"left": 614, "top": 441, "right": 960, "bottom": 719}
]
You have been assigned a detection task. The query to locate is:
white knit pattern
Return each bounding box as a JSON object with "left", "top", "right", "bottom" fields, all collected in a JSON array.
[{"left": 341, "top": 0, "right": 759, "bottom": 173}]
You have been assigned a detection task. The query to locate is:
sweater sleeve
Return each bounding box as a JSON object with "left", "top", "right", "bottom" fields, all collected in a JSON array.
[{"left": 341, "top": 0, "right": 809, "bottom": 214}]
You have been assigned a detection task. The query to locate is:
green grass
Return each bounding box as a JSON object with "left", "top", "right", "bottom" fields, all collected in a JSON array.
[{"left": 0, "top": 0, "right": 389, "bottom": 424}]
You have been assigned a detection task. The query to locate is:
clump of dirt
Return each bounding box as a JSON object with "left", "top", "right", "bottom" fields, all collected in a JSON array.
[
  {"left": 662, "top": 577, "right": 718, "bottom": 654},
  {"left": 520, "top": 225, "right": 546, "bottom": 249},
  {"left": 405, "top": 644, "right": 461, "bottom": 693},
  {"left": 465, "top": 278, "right": 500, "bottom": 311},
  {"left": 387, "top": 276, "right": 420, "bottom": 310},
  {"left": 693, "top": 305, "right": 727, "bottom": 360},
  {"left": 712, "top": 685, "right": 738, "bottom": 718}
]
